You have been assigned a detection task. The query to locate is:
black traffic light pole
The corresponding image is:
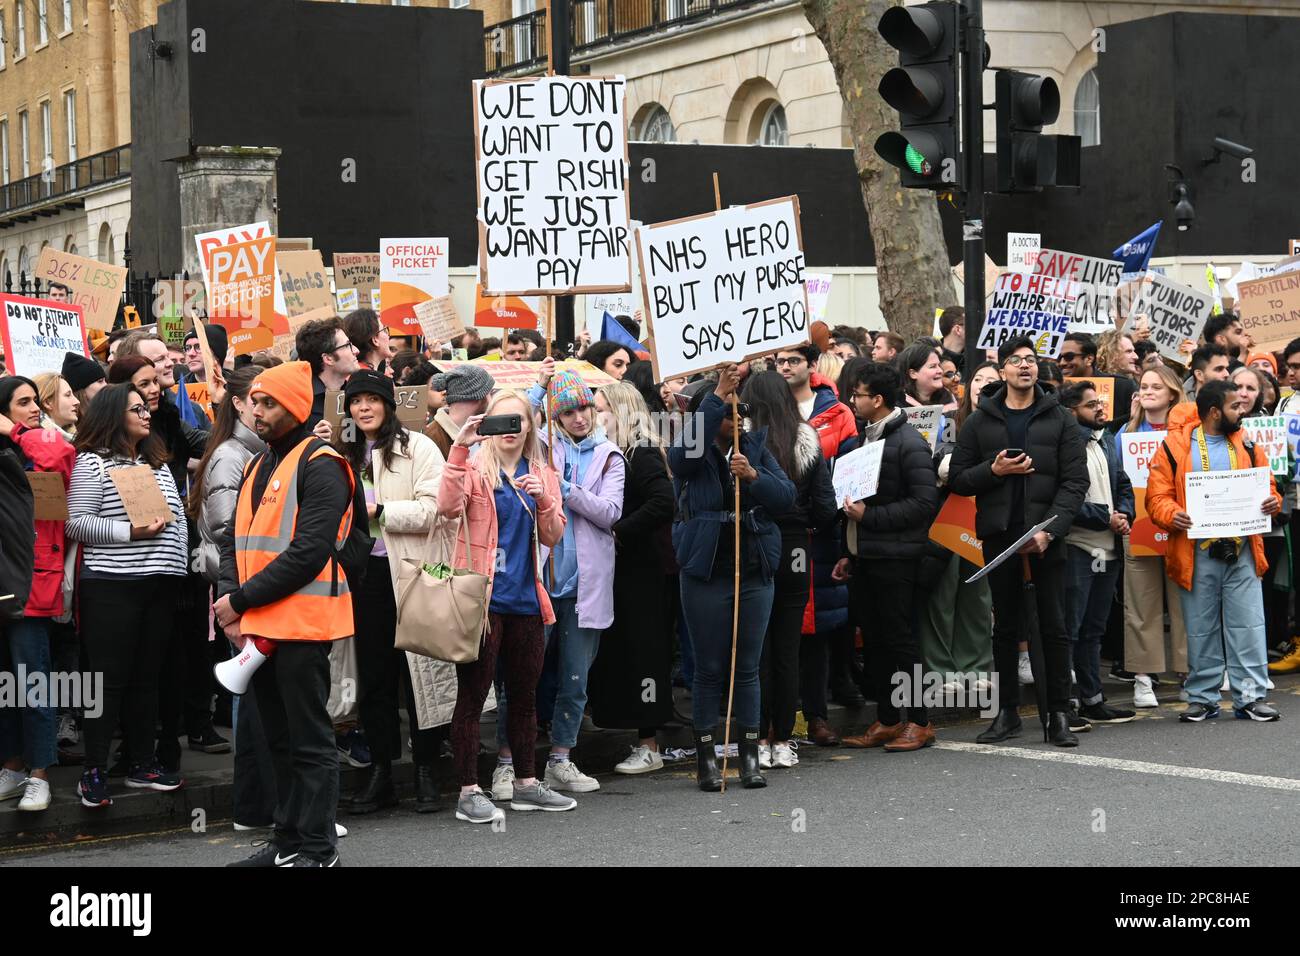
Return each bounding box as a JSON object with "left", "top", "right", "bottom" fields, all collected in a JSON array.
[
  {"left": 961, "top": 0, "right": 986, "bottom": 376},
  {"left": 549, "top": 0, "right": 577, "bottom": 350}
]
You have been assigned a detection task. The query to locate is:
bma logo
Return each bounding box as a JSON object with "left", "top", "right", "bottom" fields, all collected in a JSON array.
[{"left": 50, "top": 886, "right": 152, "bottom": 936}]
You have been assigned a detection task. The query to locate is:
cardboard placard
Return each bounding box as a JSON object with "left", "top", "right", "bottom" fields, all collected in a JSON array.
[
  {"left": 1119, "top": 432, "right": 1169, "bottom": 556},
  {"left": 0, "top": 294, "right": 88, "bottom": 376},
  {"left": 1236, "top": 269, "right": 1300, "bottom": 355},
  {"left": 191, "top": 319, "right": 218, "bottom": 386},
  {"left": 414, "top": 294, "right": 466, "bottom": 342},
  {"left": 1064, "top": 376, "right": 1115, "bottom": 419},
  {"left": 27, "top": 471, "right": 68, "bottom": 521},
  {"left": 903, "top": 404, "right": 943, "bottom": 451},
  {"left": 109, "top": 464, "right": 175, "bottom": 527},
  {"left": 34, "top": 248, "right": 127, "bottom": 332},
  {"left": 332, "top": 253, "right": 381, "bottom": 297},
  {"left": 277, "top": 250, "right": 334, "bottom": 317},
  {"left": 336, "top": 288, "right": 360, "bottom": 313},
  {"left": 276, "top": 238, "right": 313, "bottom": 253},
  {"left": 434, "top": 358, "right": 614, "bottom": 390},
  {"left": 928, "top": 493, "right": 983, "bottom": 566},
  {"left": 1032, "top": 247, "right": 1124, "bottom": 334},
  {"left": 474, "top": 75, "right": 632, "bottom": 296},
  {"left": 975, "top": 272, "right": 1079, "bottom": 359},
  {"left": 379, "top": 238, "right": 449, "bottom": 335},
  {"left": 1242, "top": 415, "right": 1289, "bottom": 476},
  {"left": 635, "top": 195, "right": 808, "bottom": 381},
  {"left": 1185, "top": 467, "right": 1271, "bottom": 540},
  {"left": 184, "top": 381, "right": 212, "bottom": 418},
  {"left": 325, "top": 384, "right": 430, "bottom": 436},
  {"left": 262, "top": 306, "right": 335, "bottom": 364},
  {"left": 1124, "top": 271, "right": 1214, "bottom": 364}
]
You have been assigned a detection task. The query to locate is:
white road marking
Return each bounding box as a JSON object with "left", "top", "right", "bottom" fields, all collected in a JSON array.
[{"left": 934, "top": 741, "right": 1300, "bottom": 792}]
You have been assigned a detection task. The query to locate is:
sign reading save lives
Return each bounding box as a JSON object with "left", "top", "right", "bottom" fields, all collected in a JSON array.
[
  {"left": 635, "top": 196, "right": 807, "bottom": 381},
  {"left": 475, "top": 76, "right": 631, "bottom": 295},
  {"left": 1124, "top": 271, "right": 1213, "bottom": 363},
  {"left": 1032, "top": 248, "right": 1124, "bottom": 334},
  {"left": 975, "top": 272, "right": 1079, "bottom": 359}
]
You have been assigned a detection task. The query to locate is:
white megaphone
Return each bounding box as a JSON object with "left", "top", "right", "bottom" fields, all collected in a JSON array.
[{"left": 214, "top": 637, "right": 277, "bottom": 695}]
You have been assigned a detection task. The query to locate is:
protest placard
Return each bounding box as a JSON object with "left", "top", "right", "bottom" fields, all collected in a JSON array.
[
  {"left": 1185, "top": 467, "right": 1271, "bottom": 540},
  {"left": 0, "top": 294, "right": 87, "bottom": 376},
  {"left": 1242, "top": 415, "right": 1289, "bottom": 476},
  {"left": 191, "top": 319, "right": 218, "bottom": 385},
  {"left": 974, "top": 272, "right": 1079, "bottom": 359},
  {"left": 586, "top": 292, "right": 635, "bottom": 338},
  {"left": 1033, "top": 247, "right": 1125, "bottom": 334},
  {"left": 379, "top": 238, "right": 449, "bottom": 335},
  {"left": 204, "top": 235, "right": 280, "bottom": 355},
  {"left": 370, "top": 289, "right": 381, "bottom": 311},
  {"left": 34, "top": 248, "right": 127, "bottom": 332},
  {"left": 27, "top": 471, "right": 68, "bottom": 521},
  {"left": 336, "top": 288, "right": 359, "bottom": 313},
  {"left": 1286, "top": 414, "right": 1300, "bottom": 459},
  {"left": 1236, "top": 269, "right": 1300, "bottom": 355},
  {"left": 1065, "top": 376, "right": 1115, "bottom": 419},
  {"left": 333, "top": 253, "right": 381, "bottom": 297},
  {"left": 804, "top": 273, "right": 833, "bottom": 325},
  {"left": 904, "top": 404, "right": 943, "bottom": 451},
  {"left": 195, "top": 221, "right": 289, "bottom": 328},
  {"left": 927, "top": 494, "right": 983, "bottom": 566},
  {"left": 1291, "top": 240, "right": 1300, "bottom": 256},
  {"left": 473, "top": 284, "right": 547, "bottom": 331},
  {"left": 109, "top": 465, "right": 175, "bottom": 527},
  {"left": 277, "top": 250, "right": 334, "bottom": 316},
  {"left": 474, "top": 75, "right": 632, "bottom": 296},
  {"left": 832, "top": 440, "right": 884, "bottom": 505},
  {"left": 1119, "top": 432, "right": 1168, "bottom": 556},
  {"left": 433, "top": 358, "right": 614, "bottom": 390},
  {"left": 325, "top": 385, "right": 430, "bottom": 436},
  {"left": 414, "top": 295, "right": 466, "bottom": 342},
  {"left": 1124, "top": 271, "right": 1214, "bottom": 363},
  {"left": 1006, "top": 233, "right": 1041, "bottom": 273},
  {"left": 261, "top": 306, "right": 334, "bottom": 365},
  {"left": 635, "top": 196, "right": 808, "bottom": 381}
]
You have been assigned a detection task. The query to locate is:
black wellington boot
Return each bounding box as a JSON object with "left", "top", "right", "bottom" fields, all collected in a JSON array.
[
  {"left": 737, "top": 728, "right": 766, "bottom": 789},
  {"left": 694, "top": 729, "right": 722, "bottom": 792},
  {"left": 976, "top": 708, "right": 1023, "bottom": 743},
  {"left": 348, "top": 760, "right": 398, "bottom": 814},
  {"left": 1045, "top": 712, "right": 1079, "bottom": 747}
]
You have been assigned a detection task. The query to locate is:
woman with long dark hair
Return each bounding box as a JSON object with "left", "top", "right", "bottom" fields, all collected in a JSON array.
[
  {"left": 583, "top": 340, "right": 635, "bottom": 381},
  {"left": 66, "top": 384, "right": 189, "bottom": 807},
  {"left": 742, "top": 371, "right": 835, "bottom": 769},
  {"left": 0, "top": 376, "right": 75, "bottom": 812},
  {"left": 897, "top": 343, "right": 957, "bottom": 411},
  {"left": 336, "top": 369, "right": 449, "bottom": 813}
]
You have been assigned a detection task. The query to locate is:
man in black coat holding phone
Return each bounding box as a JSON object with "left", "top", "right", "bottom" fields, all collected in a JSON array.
[{"left": 949, "top": 337, "right": 1089, "bottom": 746}]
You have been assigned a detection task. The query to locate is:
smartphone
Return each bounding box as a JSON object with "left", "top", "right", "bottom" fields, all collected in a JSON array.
[
  {"left": 1004, "top": 448, "right": 1024, "bottom": 458},
  {"left": 479, "top": 413, "right": 522, "bottom": 436}
]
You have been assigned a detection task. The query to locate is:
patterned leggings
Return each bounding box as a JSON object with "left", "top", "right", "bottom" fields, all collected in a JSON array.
[{"left": 451, "top": 612, "right": 545, "bottom": 787}]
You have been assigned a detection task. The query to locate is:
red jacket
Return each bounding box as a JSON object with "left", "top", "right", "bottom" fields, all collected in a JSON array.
[
  {"left": 10, "top": 424, "right": 75, "bottom": 618},
  {"left": 807, "top": 373, "right": 858, "bottom": 460}
]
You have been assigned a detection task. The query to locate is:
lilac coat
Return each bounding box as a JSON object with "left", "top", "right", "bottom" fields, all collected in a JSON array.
[{"left": 538, "top": 429, "right": 625, "bottom": 630}]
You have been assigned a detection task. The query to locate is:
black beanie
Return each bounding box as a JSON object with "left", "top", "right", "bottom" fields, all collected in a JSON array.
[
  {"left": 61, "top": 351, "right": 106, "bottom": 392},
  {"left": 344, "top": 369, "right": 396, "bottom": 410}
]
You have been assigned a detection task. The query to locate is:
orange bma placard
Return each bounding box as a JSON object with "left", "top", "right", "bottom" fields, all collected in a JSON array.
[{"left": 928, "top": 494, "right": 984, "bottom": 567}]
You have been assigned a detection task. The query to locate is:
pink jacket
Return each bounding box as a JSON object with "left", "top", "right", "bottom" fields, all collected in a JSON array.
[
  {"left": 10, "top": 424, "right": 75, "bottom": 618},
  {"left": 436, "top": 444, "right": 565, "bottom": 626}
]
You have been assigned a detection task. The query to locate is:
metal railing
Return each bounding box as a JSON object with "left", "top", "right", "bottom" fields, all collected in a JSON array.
[
  {"left": 485, "top": 0, "right": 767, "bottom": 74},
  {"left": 0, "top": 145, "right": 132, "bottom": 216}
]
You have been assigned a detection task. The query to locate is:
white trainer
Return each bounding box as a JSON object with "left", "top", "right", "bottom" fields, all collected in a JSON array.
[
  {"left": 758, "top": 743, "right": 773, "bottom": 769},
  {"left": 491, "top": 764, "right": 516, "bottom": 802},
  {"left": 1018, "top": 655, "right": 1034, "bottom": 685},
  {"left": 772, "top": 742, "right": 796, "bottom": 768},
  {"left": 1133, "top": 674, "right": 1159, "bottom": 708},
  {"left": 544, "top": 759, "right": 600, "bottom": 793},
  {"left": 17, "top": 776, "right": 50, "bottom": 811},
  {"left": 614, "top": 745, "right": 664, "bottom": 775},
  {"left": 335, "top": 822, "right": 348, "bottom": 838},
  {"left": 0, "top": 767, "right": 26, "bottom": 801}
]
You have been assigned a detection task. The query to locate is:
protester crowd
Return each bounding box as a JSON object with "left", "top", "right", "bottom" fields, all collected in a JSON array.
[{"left": 0, "top": 298, "right": 1294, "bottom": 866}]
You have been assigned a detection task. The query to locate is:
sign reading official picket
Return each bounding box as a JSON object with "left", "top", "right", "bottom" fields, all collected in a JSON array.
[
  {"left": 379, "top": 239, "right": 449, "bottom": 336},
  {"left": 975, "top": 272, "right": 1078, "bottom": 359},
  {"left": 635, "top": 196, "right": 808, "bottom": 381},
  {"left": 475, "top": 75, "right": 632, "bottom": 296}
]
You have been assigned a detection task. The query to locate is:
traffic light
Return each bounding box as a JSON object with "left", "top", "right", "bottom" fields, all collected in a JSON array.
[
  {"left": 874, "top": 1, "right": 961, "bottom": 189},
  {"left": 994, "top": 69, "right": 1082, "bottom": 192}
]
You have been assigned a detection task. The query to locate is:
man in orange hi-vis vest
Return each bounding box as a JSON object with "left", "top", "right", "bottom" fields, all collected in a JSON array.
[{"left": 214, "top": 361, "right": 357, "bottom": 868}]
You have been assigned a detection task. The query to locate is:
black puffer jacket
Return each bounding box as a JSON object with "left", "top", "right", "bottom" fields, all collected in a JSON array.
[
  {"left": 773, "top": 423, "right": 837, "bottom": 537},
  {"left": 948, "top": 383, "right": 1087, "bottom": 541},
  {"left": 846, "top": 411, "right": 938, "bottom": 560}
]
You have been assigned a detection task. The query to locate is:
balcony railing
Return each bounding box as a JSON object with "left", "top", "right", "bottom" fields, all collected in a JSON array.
[
  {"left": 0, "top": 145, "right": 132, "bottom": 217},
  {"left": 485, "top": 0, "right": 768, "bottom": 74}
]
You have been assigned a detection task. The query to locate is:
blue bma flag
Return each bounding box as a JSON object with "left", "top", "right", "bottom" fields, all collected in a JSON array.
[
  {"left": 600, "top": 310, "right": 644, "bottom": 354},
  {"left": 1113, "top": 221, "right": 1162, "bottom": 277}
]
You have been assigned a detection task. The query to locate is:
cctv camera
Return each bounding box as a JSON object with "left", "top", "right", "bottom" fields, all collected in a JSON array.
[{"left": 1212, "top": 137, "right": 1252, "bottom": 160}]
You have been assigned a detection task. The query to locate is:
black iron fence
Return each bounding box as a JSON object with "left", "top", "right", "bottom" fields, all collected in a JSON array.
[
  {"left": 0, "top": 145, "right": 132, "bottom": 216},
  {"left": 4, "top": 268, "right": 192, "bottom": 333}
]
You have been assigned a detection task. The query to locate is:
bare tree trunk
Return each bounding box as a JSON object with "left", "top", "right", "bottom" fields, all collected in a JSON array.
[{"left": 801, "top": 0, "right": 957, "bottom": 343}]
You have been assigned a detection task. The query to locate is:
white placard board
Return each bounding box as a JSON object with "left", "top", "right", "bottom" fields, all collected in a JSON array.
[
  {"left": 1007, "top": 233, "right": 1041, "bottom": 273},
  {"left": 1185, "top": 467, "right": 1271, "bottom": 540},
  {"left": 1124, "top": 271, "right": 1214, "bottom": 363},
  {"left": 832, "top": 440, "right": 884, "bottom": 505},
  {"left": 975, "top": 272, "right": 1079, "bottom": 359}
]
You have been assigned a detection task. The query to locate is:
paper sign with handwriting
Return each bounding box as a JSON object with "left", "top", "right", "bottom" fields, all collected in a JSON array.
[
  {"left": 109, "top": 465, "right": 175, "bottom": 527},
  {"left": 35, "top": 248, "right": 126, "bottom": 332},
  {"left": 27, "top": 471, "right": 68, "bottom": 521},
  {"left": 832, "top": 440, "right": 884, "bottom": 505},
  {"left": 414, "top": 295, "right": 466, "bottom": 342}
]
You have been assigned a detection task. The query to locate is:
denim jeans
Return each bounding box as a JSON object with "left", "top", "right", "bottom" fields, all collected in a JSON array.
[
  {"left": 498, "top": 597, "right": 602, "bottom": 751},
  {"left": 0, "top": 617, "right": 58, "bottom": 770},
  {"left": 1179, "top": 549, "right": 1270, "bottom": 708},
  {"left": 1064, "top": 545, "right": 1121, "bottom": 706},
  {"left": 681, "top": 573, "right": 774, "bottom": 730}
]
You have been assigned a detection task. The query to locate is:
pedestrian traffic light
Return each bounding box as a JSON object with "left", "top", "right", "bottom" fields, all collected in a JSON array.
[
  {"left": 994, "top": 69, "right": 1082, "bottom": 192},
  {"left": 874, "top": 1, "right": 961, "bottom": 189}
]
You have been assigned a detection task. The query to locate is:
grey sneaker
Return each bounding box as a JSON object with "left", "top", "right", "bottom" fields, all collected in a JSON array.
[
  {"left": 510, "top": 780, "right": 577, "bottom": 812},
  {"left": 455, "top": 789, "right": 505, "bottom": 824}
]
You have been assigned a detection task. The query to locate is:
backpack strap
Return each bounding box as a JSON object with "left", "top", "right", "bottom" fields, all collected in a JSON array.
[{"left": 1162, "top": 441, "right": 1177, "bottom": 477}]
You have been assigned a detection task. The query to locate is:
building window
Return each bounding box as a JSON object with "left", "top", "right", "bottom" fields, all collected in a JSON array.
[
  {"left": 19, "top": 110, "right": 28, "bottom": 178},
  {"left": 18, "top": 245, "right": 28, "bottom": 277},
  {"left": 451, "top": 0, "right": 469, "bottom": 6},
  {"left": 64, "top": 90, "right": 75, "bottom": 162},
  {"left": 1, "top": 120, "right": 8, "bottom": 186},
  {"left": 0, "top": 12, "right": 7, "bottom": 69},
  {"left": 37, "top": 0, "right": 47, "bottom": 46},
  {"left": 62, "top": 0, "right": 71, "bottom": 34},
  {"left": 16, "top": 3, "right": 25, "bottom": 57},
  {"left": 40, "top": 100, "right": 52, "bottom": 191},
  {"left": 1073, "top": 69, "right": 1099, "bottom": 147},
  {"left": 391, "top": 0, "right": 410, "bottom": 5},
  {"left": 759, "top": 103, "right": 788, "bottom": 146},
  {"left": 636, "top": 105, "right": 676, "bottom": 143}
]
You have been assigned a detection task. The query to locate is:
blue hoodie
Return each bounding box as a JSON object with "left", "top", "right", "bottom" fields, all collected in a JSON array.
[{"left": 546, "top": 427, "right": 604, "bottom": 599}]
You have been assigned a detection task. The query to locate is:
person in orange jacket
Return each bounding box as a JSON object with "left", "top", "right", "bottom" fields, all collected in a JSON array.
[{"left": 1146, "top": 380, "right": 1282, "bottom": 723}]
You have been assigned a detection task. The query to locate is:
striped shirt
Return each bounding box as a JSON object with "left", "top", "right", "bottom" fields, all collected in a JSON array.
[{"left": 65, "top": 451, "right": 189, "bottom": 578}]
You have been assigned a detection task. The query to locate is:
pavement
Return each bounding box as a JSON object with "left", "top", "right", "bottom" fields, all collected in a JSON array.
[{"left": 4, "top": 672, "right": 1298, "bottom": 865}]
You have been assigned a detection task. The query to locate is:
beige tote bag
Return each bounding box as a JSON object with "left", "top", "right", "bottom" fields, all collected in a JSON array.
[{"left": 394, "top": 516, "right": 490, "bottom": 663}]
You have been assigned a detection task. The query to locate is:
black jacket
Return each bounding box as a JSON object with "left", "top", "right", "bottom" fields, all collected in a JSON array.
[
  {"left": 774, "top": 423, "right": 838, "bottom": 538},
  {"left": 152, "top": 390, "right": 209, "bottom": 497},
  {"left": 218, "top": 423, "right": 353, "bottom": 616},
  {"left": 1071, "top": 423, "right": 1136, "bottom": 530},
  {"left": 612, "top": 443, "right": 675, "bottom": 573},
  {"left": 846, "top": 411, "right": 939, "bottom": 560},
  {"left": 0, "top": 449, "right": 35, "bottom": 621},
  {"left": 949, "top": 383, "right": 1088, "bottom": 541}
]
